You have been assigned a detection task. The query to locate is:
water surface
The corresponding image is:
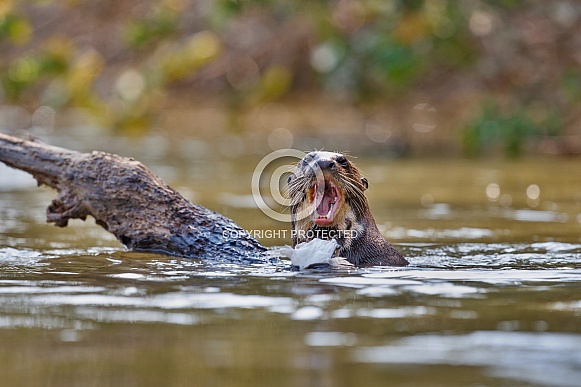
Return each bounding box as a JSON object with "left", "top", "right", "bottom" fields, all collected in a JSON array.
[{"left": 1, "top": 135, "right": 581, "bottom": 386}]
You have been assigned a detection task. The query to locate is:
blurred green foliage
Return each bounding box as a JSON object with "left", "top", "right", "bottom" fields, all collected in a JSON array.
[
  {"left": 0, "top": 11, "right": 32, "bottom": 44},
  {"left": 462, "top": 102, "right": 563, "bottom": 157},
  {"left": 0, "top": 0, "right": 579, "bottom": 154},
  {"left": 125, "top": 4, "right": 179, "bottom": 48}
]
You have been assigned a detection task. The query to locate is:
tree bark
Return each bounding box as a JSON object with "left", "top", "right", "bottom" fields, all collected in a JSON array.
[{"left": 0, "top": 133, "right": 268, "bottom": 264}]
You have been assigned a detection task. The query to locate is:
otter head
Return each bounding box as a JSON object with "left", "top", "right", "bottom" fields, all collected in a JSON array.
[
  {"left": 286, "top": 151, "right": 408, "bottom": 267},
  {"left": 287, "top": 151, "right": 369, "bottom": 238}
]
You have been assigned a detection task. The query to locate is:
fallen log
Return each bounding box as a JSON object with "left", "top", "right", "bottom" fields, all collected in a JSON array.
[{"left": 0, "top": 133, "right": 268, "bottom": 264}]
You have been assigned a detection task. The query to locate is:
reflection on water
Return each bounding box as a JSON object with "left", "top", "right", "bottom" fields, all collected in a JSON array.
[
  {"left": 2, "top": 139, "right": 581, "bottom": 385},
  {"left": 355, "top": 331, "right": 581, "bottom": 387},
  {"left": 2, "top": 243, "right": 581, "bottom": 386}
]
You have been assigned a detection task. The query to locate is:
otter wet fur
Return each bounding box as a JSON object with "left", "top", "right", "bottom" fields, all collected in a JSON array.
[{"left": 287, "top": 151, "right": 408, "bottom": 267}]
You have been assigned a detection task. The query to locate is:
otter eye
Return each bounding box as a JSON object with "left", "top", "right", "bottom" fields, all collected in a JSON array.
[
  {"left": 361, "top": 177, "right": 368, "bottom": 190},
  {"left": 336, "top": 156, "right": 348, "bottom": 167}
]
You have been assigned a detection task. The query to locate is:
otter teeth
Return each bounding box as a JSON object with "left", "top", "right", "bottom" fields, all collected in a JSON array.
[
  {"left": 313, "top": 180, "right": 339, "bottom": 222},
  {"left": 314, "top": 202, "right": 334, "bottom": 219},
  {"left": 326, "top": 202, "right": 334, "bottom": 217}
]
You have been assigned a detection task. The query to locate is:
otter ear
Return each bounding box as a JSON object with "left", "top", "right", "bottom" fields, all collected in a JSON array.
[{"left": 361, "top": 177, "right": 368, "bottom": 190}]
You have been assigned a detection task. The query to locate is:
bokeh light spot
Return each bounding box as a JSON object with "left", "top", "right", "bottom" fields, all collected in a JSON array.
[
  {"left": 486, "top": 183, "right": 500, "bottom": 201},
  {"left": 268, "top": 127, "right": 293, "bottom": 151}
]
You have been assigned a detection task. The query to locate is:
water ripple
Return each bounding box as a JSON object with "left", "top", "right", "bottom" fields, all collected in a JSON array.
[{"left": 353, "top": 331, "right": 581, "bottom": 387}]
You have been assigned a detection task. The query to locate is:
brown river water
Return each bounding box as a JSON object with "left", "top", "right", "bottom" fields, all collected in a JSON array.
[{"left": 1, "top": 132, "right": 581, "bottom": 386}]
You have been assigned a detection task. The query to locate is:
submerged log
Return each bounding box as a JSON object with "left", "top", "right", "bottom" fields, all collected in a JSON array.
[{"left": 0, "top": 133, "right": 268, "bottom": 264}]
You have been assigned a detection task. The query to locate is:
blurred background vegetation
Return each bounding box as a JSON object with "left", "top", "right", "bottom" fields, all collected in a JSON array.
[{"left": 1, "top": 0, "right": 580, "bottom": 157}]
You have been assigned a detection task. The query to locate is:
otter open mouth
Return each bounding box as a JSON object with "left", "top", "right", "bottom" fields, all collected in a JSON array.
[{"left": 312, "top": 179, "right": 342, "bottom": 226}]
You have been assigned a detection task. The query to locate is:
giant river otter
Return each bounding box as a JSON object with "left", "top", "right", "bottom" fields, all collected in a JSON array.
[{"left": 287, "top": 151, "right": 408, "bottom": 266}]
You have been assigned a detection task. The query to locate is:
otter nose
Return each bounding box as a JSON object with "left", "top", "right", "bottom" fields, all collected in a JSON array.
[{"left": 316, "top": 158, "right": 335, "bottom": 170}]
